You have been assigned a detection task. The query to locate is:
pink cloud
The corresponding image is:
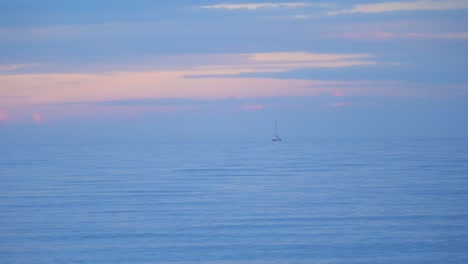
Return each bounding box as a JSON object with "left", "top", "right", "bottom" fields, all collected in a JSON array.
[
  {"left": 32, "top": 113, "right": 43, "bottom": 124},
  {"left": 243, "top": 104, "right": 265, "bottom": 110},
  {"left": 0, "top": 51, "right": 378, "bottom": 108},
  {"left": 373, "top": 31, "right": 398, "bottom": 39},
  {"left": 0, "top": 108, "right": 8, "bottom": 122},
  {"left": 331, "top": 102, "right": 353, "bottom": 107},
  {"left": 332, "top": 91, "right": 345, "bottom": 97}
]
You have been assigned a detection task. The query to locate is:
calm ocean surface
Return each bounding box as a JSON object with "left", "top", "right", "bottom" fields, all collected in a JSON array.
[{"left": 1, "top": 140, "right": 468, "bottom": 263}]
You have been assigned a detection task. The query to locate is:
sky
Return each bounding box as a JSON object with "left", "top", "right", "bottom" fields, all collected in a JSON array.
[{"left": 1, "top": 0, "right": 467, "bottom": 144}]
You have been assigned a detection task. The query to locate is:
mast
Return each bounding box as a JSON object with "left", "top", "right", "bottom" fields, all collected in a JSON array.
[{"left": 275, "top": 118, "right": 278, "bottom": 136}]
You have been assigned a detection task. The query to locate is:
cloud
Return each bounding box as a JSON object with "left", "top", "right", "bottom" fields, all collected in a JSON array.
[
  {"left": 32, "top": 113, "right": 43, "bottom": 124},
  {"left": 372, "top": 31, "right": 399, "bottom": 39},
  {"left": 333, "top": 91, "right": 346, "bottom": 97},
  {"left": 199, "top": 2, "right": 326, "bottom": 10},
  {"left": 328, "top": 0, "right": 468, "bottom": 15},
  {"left": 242, "top": 104, "right": 265, "bottom": 110},
  {"left": 330, "top": 102, "right": 353, "bottom": 107},
  {"left": 97, "top": 98, "right": 211, "bottom": 107},
  {"left": 2, "top": 77, "right": 466, "bottom": 123},
  {"left": 0, "top": 71, "right": 343, "bottom": 105},
  {"left": 183, "top": 52, "right": 375, "bottom": 77},
  {"left": 252, "top": 52, "right": 370, "bottom": 62},
  {"left": 408, "top": 32, "right": 468, "bottom": 39},
  {"left": 292, "top": 14, "right": 312, "bottom": 19},
  {"left": 0, "top": 108, "right": 8, "bottom": 122},
  {"left": 339, "top": 31, "right": 400, "bottom": 40},
  {"left": 0, "top": 64, "right": 32, "bottom": 72},
  {"left": 0, "top": 22, "right": 168, "bottom": 41},
  {"left": 191, "top": 61, "right": 375, "bottom": 76},
  {"left": 338, "top": 31, "right": 468, "bottom": 40},
  {"left": 7, "top": 51, "right": 465, "bottom": 116}
]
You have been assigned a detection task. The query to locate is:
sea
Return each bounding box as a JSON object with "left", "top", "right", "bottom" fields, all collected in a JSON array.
[{"left": 1, "top": 139, "right": 468, "bottom": 263}]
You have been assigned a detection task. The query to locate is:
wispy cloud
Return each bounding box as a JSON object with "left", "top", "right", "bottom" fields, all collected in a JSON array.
[
  {"left": 408, "top": 32, "right": 468, "bottom": 39},
  {"left": 5, "top": 50, "right": 466, "bottom": 122},
  {"left": 338, "top": 31, "right": 400, "bottom": 40},
  {"left": 0, "top": 22, "right": 168, "bottom": 41},
  {"left": 242, "top": 104, "right": 265, "bottom": 110},
  {"left": 292, "top": 14, "right": 312, "bottom": 19},
  {"left": 185, "top": 52, "right": 374, "bottom": 77},
  {"left": 200, "top": 2, "right": 329, "bottom": 10},
  {"left": 2, "top": 76, "right": 466, "bottom": 122},
  {"left": 328, "top": 0, "right": 468, "bottom": 15},
  {"left": 0, "top": 51, "right": 378, "bottom": 110},
  {"left": 330, "top": 102, "right": 353, "bottom": 107},
  {"left": 337, "top": 30, "right": 468, "bottom": 40},
  {"left": 0, "top": 71, "right": 347, "bottom": 105},
  {"left": 252, "top": 52, "right": 370, "bottom": 62},
  {"left": 0, "top": 64, "right": 32, "bottom": 72}
]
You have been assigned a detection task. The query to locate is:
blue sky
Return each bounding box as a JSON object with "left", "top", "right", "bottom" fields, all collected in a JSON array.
[{"left": 1, "top": 0, "right": 467, "bottom": 143}]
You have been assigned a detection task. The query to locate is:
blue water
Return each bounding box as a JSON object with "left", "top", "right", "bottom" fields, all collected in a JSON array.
[{"left": 1, "top": 140, "right": 468, "bottom": 263}]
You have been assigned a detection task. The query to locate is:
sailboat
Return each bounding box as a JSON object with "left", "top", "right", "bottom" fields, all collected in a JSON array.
[{"left": 272, "top": 119, "right": 282, "bottom": 142}]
